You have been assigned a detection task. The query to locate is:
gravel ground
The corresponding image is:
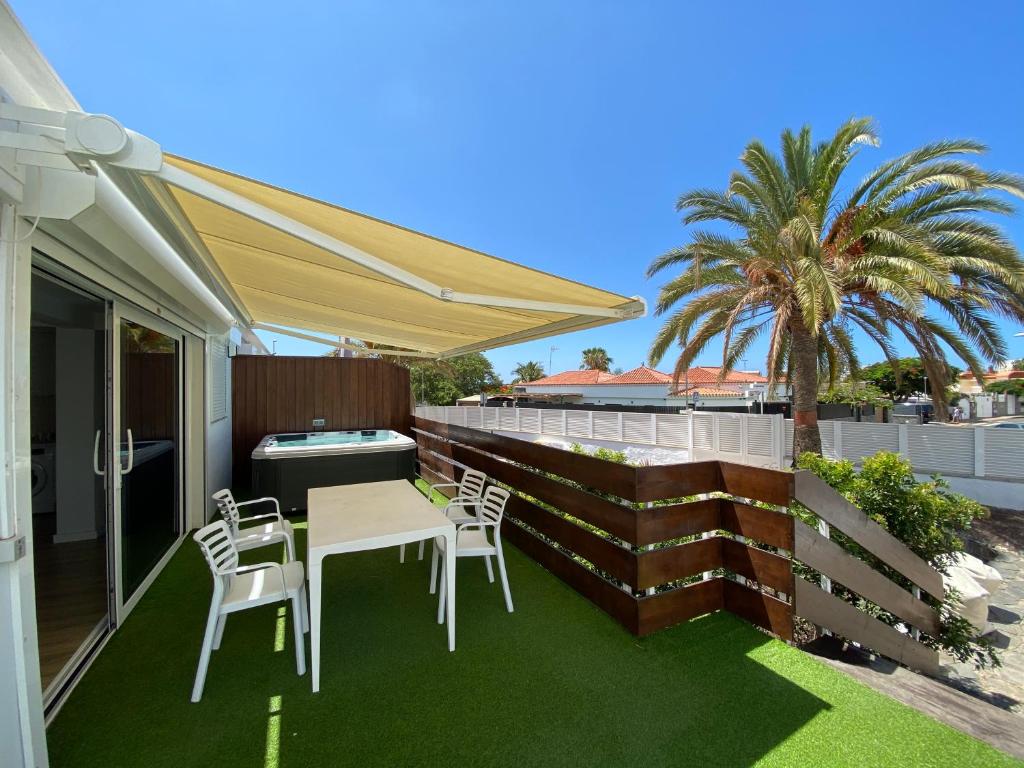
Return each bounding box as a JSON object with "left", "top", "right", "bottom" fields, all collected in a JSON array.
[{"left": 942, "top": 508, "right": 1024, "bottom": 714}]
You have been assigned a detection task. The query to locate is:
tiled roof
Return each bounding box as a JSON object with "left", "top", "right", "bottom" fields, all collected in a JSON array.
[
  {"left": 522, "top": 364, "right": 769, "bottom": 389},
  {"left": 959, "top": 370, "right": 1024, "bottom": 381},
  {"left": 683, "top": 366, "right": 768, "bottom": 384},
  {"left": 519, "top": 369, "right": 617, "bottom": 386},
  {"left": 604, "top": 365, "right": 673, "bottom": 385}
]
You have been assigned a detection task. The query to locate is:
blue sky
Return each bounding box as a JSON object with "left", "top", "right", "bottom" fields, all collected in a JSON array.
[{"left": 17, "top": 1, "right": 1024, "bottom": 380}]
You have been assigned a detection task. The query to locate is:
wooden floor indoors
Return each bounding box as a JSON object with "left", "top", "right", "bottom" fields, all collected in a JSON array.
[{"left": 32, "top": 513, "right": 108, "bottom": 690}]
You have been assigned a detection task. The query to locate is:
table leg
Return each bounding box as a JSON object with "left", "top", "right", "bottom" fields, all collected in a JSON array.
[
  {"left": 310, "top": 555, "right": 322, "bottom": 693},
  {"left": 444, "top": 532, "right": 456, "bottom": 652}
]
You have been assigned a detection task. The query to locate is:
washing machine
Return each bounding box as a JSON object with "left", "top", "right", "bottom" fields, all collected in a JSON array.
[{"left": 31, "top": 443, "right": 56, "bottom": 514}]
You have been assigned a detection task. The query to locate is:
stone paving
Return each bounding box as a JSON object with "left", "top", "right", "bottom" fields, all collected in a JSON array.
[{"left": 942, "top": 542, "right": 1024, "bottom": 714}]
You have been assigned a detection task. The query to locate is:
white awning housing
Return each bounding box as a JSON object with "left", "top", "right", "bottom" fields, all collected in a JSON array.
[{"left": 144, "top": 155, "right": 644, "bottom": 358}]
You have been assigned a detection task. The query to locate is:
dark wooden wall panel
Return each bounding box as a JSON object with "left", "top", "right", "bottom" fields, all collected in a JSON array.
[
  {"left": 637, "top": 579, "right": 724, "bottom": 636},
  {"left": 635, "top": 499, "right": 722, "bottom": 546},
  {"left": 636, "top": 537, "right": 722, "bottom": 590},
  {"left": 723, "top": 580, "right": 794, "bottom": 641},
  {"left": 232, "top": 356, "right": 412, "bottom": 484},
  {"left": 502, "top": 519, "right": 639, "bottom": 634}
]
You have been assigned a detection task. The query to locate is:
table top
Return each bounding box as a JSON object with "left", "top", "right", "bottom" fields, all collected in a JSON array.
[{"left": 307, "top": 480, "right": 454, "bottom": 553}]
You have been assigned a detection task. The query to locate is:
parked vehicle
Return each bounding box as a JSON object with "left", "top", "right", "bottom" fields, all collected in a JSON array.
[{"left": 891, "top": 402, "right": 934, "bottom": 424}]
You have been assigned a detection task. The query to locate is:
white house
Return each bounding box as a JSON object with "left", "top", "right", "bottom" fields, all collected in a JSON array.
[{"left": 515, "top": 365, "right": 789, "bottom": 409}]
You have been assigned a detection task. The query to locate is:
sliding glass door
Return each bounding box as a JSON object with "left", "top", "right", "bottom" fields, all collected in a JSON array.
[
  {"left": 29, "top": 270, "right": 112, "bottom": 701},
  {"left": 114, "top": 309, "right": 184, "bottom": 607},
  {"left": 30, "top": 257, "right": 190, "bottom": 710}
]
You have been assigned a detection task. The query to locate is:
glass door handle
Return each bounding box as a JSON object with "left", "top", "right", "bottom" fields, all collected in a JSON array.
[
  {"left": 121, "top": 428, "right": 134, "bottom": 475},
  {"left": 93, "top": 430, "right": 105, "bottom": 476}
]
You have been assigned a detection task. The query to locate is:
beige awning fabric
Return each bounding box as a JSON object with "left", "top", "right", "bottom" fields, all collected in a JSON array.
[{"left": 148, "top": 155, "right": 644, "bottom": 357}]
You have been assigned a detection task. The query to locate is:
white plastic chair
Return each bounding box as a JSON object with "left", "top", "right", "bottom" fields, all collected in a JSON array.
[
  {"left": 191, "top": 519, "right": 308, "bottom": 702},
  {"left": 430, "top": 485, "right": 513, "bottom": 621},
  {"left": 400, "top": 469, "right": 488, "bottom": 563},
  {"left": 212, "top": 489, "right": 296, "bottom": 563}
]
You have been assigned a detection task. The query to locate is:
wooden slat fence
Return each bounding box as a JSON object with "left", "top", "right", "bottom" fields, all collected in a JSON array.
[
  {"left": 791, "top": 470, "right": 944, "bottom": 673},
  {"left": 414, "top": 417, "right": 949, "bottom": 674},
  {"left": 413, "top": 417, "right": 794, "bottom": 639},
  {"left": 232, "top": 356, "right": 412, "bottom": 483}
]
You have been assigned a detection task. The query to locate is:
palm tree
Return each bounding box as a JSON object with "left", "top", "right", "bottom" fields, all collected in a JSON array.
[
  {"left": 513, "top": 361, "right": 545, "bottom": 382},
  {"left": 580, "top": 347, "right": 613, "bottom": 371},
  {"left": 648, "top": 118, "right": 1024, "bottom": 457}
]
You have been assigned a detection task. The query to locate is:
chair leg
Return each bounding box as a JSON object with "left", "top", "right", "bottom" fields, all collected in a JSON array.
[
  {"left": 191, "top": 601, "right": 220, "bottom": 702},
  {"left": 437, "top": 559, "right": 447, "bottom": 624},
  {"left": 213, "top": 615, "right": 226, "bottom": 650},
  {"left": 399, "top": 543, "right": 406, "bottom": 563},
  {"left": 429, "top": 540, "right": 439, "bottom": 594},
  {"left": 495, "top": 538, "right": 514, "bottom": 613},
  {"left": 417, "top": 539, "right": 425, "bottom": 561},
  {"left": 484, "top": 555, "right": 495, "bottom": 583},
  {"left": 291, "top": 595, "right": 306, "bottom": 676},
  {"left": 285, "top": 533, "right": 296, "bottom": 563},
  {"left": 299, "top": 585, "right": 310, "bottom": 633}
]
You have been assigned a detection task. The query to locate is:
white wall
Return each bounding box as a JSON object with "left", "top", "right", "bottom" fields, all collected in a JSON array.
[
  {"left": 204, "top": 331, "right": 235, "bottom": 521},
  {"left": 418, "top": 405, "right": 786, "bottom": 469},
  {"left": 0, "top": 204, "right": 48, "bottom": 768},
  {"left": 518, "top": 381, "right": 786, "bottom": 408},
  {"left": 419, "top": 405, "right": 1024, "bottom": 512}
]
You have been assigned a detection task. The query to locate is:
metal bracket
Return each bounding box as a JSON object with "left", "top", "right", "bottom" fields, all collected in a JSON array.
[{"left": 0, "top": 535, "right": 27, "bottom": 563}]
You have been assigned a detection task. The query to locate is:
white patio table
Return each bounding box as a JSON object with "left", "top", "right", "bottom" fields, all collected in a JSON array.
[{"left": 307, "top": 480, "right": 457, "bottom": 693}]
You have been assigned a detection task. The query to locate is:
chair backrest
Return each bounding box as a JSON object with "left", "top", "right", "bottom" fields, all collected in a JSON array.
[
  {"left": 211, "top": 488, "right": 241, "bottom": 534},
  {"left": 458, "top": 469, "right": 487, "bottom": 500},
  {"left": 194, "top": 520, "right": 239, "bottom": 586},
  {"left": 478, "top": 486, "right": 510, "bottom": 525}
]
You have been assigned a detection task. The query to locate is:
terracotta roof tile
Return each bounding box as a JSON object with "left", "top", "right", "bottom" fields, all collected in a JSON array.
[
  {"left": 683, "top": 366, "right": 768, "bottom": 384},
  {"left": 519, "top": 369, "right": 617, "bottom": 386},
  {"left": 604, "top": 365, "right": 673, "bottom": 384}
]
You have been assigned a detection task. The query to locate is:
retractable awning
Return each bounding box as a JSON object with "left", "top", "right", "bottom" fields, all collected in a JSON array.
[{"left": 142, "top": 155, "right": 644, "bottom": 357}]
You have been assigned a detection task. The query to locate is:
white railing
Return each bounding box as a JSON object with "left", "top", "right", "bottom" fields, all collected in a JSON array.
[
  {"left": 415, "top": 405, "right": 786, "bottom": 468},
  {"left": 784, "top": 419, "right": 1024, "bottom": 482}
]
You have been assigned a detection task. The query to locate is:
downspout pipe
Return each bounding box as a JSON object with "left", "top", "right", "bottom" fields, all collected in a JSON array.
[{"left": 93, "top": 165, "right": 235, "bottom": 330}]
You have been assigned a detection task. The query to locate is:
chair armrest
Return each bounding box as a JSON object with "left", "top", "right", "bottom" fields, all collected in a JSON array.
[
  {"left": 427, "top": 482, "right": 458, "bottom": 503},
  {"left": 238, "top": 512, "right": 284, "bottom": 526},
  {"left": 235, "top": 497, "right": 283, "bottom": 521},
  {"left": 454, "top": 520, "right": 498, "bottom": 534},
  {"left": 444, "top": 497, "right": 481, "bottom": 507},
  {"left": 234, "top": 561, "right": 288, "bottom": 595}
]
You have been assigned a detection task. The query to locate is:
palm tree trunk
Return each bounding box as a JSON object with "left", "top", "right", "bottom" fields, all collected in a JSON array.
[{"left": 790, "top": 319, "right": 822, "bottom": 459}]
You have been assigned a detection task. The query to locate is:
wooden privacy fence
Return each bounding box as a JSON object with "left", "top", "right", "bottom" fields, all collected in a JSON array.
[
  {"left": 232, "top": 356, "right": 413, "bottom": 482},
  {"left": 792, "top": 472, "right": 943, "bottom": 673},
  {"left": 414, "top": 417, "right": 794, "bottom": 638},
  {"left": 413, "top": 417, "right": 946, "bottom": 671}
]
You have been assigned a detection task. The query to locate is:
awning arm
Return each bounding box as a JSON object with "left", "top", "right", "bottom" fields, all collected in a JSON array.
[
  {"left": 156, "top": 162, "right": 646, "bottom": 321},
  {"left": 251, "top": 323, "right": 438, "bottom": 359}
]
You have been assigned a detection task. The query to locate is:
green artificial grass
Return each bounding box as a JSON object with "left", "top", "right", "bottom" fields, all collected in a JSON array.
[{"left": 47, "top": 497, "right": 1020, "bottom": 767}]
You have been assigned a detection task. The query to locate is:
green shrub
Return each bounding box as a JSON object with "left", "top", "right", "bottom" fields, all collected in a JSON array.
[
  {"left": 569, "top": 442, "right": 630, "bottom": 465},
  {"left": 796, "top": 451, "right": 999, "bottom": 668}
]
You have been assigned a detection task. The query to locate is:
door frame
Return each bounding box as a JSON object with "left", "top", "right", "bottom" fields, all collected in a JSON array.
[
  {"left": 28, "top": 266, "right": 116, "bottom": 712},
  {"left": 110, "top": 303, "right": 188, "bottom": 623},
  {"left": 29, "top": 253, "right": 198, "bottom": 667}
]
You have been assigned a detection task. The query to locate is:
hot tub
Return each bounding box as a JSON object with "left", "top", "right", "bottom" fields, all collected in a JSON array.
[{"left": 251, "top": 429, "right": 416, "bottom": 511}]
